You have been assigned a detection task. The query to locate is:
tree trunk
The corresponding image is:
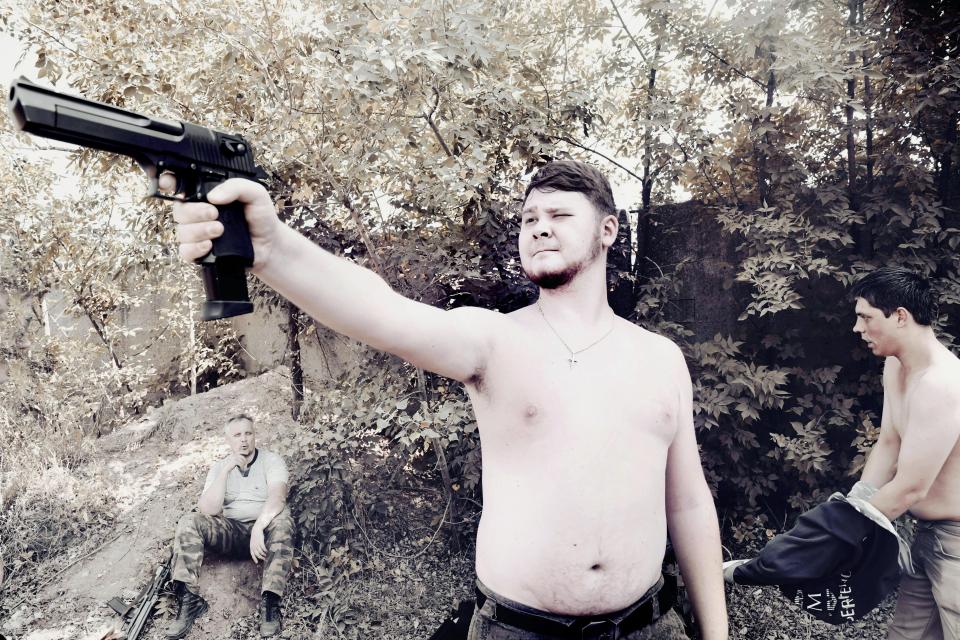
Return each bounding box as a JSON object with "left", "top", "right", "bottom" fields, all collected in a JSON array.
[
  {"left": 287, "top": 301, "right": 304, "bottom": 422},
  {"left": 609, "top": 208, "right": 634, "bottom": 318},
  {"left": 416, "top": 368, "right": 462, "bottom": 551},
  {"left": 190, "top": 298, "right": 197, "bottom": 396},
  {"left": 634, "top": 38, "right": 661, "bottom": 301},
  {"left": 642, "top": 62, "right": 658, "bottom": 213},
  {"left": 754, "top": 68, "right": 776, "bottom": 205},
  {"left": 846, "top": 0, "right": 859, "bottom": 213},
  {"left": 860, "top": 3, "right": 875, "bottom": 259}
]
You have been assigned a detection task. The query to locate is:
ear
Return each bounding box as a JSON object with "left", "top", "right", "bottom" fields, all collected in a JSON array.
[
  {"left": 896, "top": 307, "right": 910, "bottom": 327},
  {"left": 600, "top": 214, "right": 619, "bottom": 249}
]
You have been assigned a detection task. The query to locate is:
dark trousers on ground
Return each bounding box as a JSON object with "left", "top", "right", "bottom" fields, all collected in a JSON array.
[{"left": 171, "top": 507, "right": 294, "bottom": 597}]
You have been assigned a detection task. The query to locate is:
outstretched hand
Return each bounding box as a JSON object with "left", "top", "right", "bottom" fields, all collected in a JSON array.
[{"left": 160, "top": 175, "right": 281, "bottom": 271}]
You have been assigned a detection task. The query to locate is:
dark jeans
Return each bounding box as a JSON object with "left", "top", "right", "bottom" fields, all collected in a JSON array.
[{"left": 467, "top": 579, "right": 689, "bottom": 640}]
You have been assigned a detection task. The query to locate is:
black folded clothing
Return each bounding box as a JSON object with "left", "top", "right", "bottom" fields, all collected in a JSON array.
[{"left": 731, "top": 499, "right": 902, "bottom": 624}]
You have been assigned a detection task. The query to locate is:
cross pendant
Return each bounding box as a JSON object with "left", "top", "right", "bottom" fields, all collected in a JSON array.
[{"left": 567, "top": 355, "right": 578, "bottom": 368}]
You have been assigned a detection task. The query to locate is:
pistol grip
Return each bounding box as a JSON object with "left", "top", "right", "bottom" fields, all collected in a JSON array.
[{"left": 197, "top": 199, "right": 254, "bottom": 320}]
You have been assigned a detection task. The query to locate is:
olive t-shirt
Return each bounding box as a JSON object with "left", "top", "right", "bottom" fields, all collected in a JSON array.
[{"left": 202, "top": 449, "right": 289, "bottom": 522}]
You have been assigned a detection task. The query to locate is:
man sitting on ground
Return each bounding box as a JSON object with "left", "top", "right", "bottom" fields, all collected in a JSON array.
[{"left": 166, "top": 413, "right": 294, "bottom": 639}]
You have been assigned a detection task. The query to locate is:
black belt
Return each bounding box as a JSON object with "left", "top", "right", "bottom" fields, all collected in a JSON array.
[{"left": 475, "top": 576, "right": 676, "bottom": 639}]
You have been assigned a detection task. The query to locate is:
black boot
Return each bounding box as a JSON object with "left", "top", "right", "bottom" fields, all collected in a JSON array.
[
  {"left": 165, "top": 580, "right": 209, "bottom": 639},
  {"left": 259, "top": 591, "right": 282, "bottom": 637}
]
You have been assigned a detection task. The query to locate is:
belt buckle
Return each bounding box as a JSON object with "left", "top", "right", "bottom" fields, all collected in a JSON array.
[{"left": 580, "top": 619, "right": 617, "bottom": 640}]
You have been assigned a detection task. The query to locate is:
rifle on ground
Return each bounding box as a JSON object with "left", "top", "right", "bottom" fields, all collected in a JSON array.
[
  {"left": 6, "top": 77, "right": 268, "bottom": 321},
  {"left": 107, "top": 557, "right": 171, "bottom": 640}
]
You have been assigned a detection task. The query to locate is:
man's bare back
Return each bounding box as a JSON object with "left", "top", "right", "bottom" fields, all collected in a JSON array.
[{"left": 470, "top": 309, "right": 681, "bottom": 614}]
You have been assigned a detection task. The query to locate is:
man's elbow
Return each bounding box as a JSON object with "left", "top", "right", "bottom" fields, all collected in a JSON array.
[
  {"left": 196, "top": 501, "right": 221, "bottom": 516},
  {"left": 900, "top": 484, "right": 930, "bottom": 509},
  {"left": 875, "top": 481, "right": 930, "bottom": 519},
  {"left": 666, "top": 481, "right": 717, "bottom": 515}
]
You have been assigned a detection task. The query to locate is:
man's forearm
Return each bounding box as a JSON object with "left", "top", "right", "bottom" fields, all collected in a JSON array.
[
  {"left": 860, "top": 443, "right": 897, "bottom": 489},
  {"left": 868, "top": 476, "right": 925, "bottom": 521},
  {"left": 197, "top": 468, "right": 229, "bottom": 515},
  {"left": 668, "top": 500, "right": 728, "bottom": 640},
  {"left": 254, "top": 494, "right": 286, "bottom": 530}
]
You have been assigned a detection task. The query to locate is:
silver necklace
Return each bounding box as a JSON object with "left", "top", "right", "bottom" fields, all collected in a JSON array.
[{"left": 536, "top": 302, "right": 615, "bottom": 369}]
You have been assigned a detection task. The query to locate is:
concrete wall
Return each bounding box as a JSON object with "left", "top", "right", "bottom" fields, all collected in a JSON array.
[{"left": 641, "top": 201, "right": 742, "bottom": 343}]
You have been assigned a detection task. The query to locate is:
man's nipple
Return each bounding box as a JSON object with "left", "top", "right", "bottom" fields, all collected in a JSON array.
[{"left": 525, "top": 404, "right": 539, "bottom": 420}]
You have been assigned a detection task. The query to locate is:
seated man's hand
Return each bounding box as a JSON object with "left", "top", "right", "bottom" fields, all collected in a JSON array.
[
  {"left": 225, "top": 453, "right": 249, "bottom": 472},
  {"left": 161, "top": 175, "right": 281, "bottom": 272},
  {"left": 250, "top": 525, "right": 267, "bottom": 563}
]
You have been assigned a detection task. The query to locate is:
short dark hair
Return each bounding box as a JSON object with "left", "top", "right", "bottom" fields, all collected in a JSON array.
[
  {"left": 850, "top": 266, "right": 937, "bottom": 326},
  {"left": 524, "top": 161, "right": 616, "bottom": 219},
  {"left": 226, "top": 413, "right": 254, "bottom": 425}
]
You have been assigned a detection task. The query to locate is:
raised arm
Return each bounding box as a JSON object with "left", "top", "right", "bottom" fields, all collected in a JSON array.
[
  {"left": 197, "top": 455, "right": 245, "bottom": 516},
  {"left": 171, "top": 178, "right": 497, "bottom": 383},
  {"left": 664, "top": 347, "right": 728, "bottom": 640},
  {"left": 869, "top": 376, "right": 960, "bottom": 520}
]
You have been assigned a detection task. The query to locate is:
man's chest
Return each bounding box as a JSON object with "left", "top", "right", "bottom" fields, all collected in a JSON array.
[
  {"left": 475, "top": 345, "right": 678, "bottom": 449},
  {"left": 224, "top": 465, "right": 269, "bottom": 499}
]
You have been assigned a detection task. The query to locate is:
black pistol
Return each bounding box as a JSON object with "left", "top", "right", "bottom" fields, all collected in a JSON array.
[{"left": 7, "top": 77, "right": 268, "bottom": 320}]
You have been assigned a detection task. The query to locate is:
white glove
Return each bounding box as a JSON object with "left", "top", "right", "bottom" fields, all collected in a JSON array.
[
  {"left": 848, "top": 480, "right": 878, "bottom": 502},
  {"left": 722, "top": 559, "right": 749, "bottom": 584}
]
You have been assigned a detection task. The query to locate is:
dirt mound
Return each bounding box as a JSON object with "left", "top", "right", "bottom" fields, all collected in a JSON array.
[{"left": 1, "top": 368, "right": 299, "bottom": 640}]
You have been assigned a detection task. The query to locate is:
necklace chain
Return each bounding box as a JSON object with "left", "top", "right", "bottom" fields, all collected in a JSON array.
[{"left": 536, "top": 302, "right": 615, "bottom": 368}]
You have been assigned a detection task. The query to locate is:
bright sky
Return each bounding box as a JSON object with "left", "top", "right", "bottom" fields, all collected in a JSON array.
[{"left": 1, "top": 30, "right": 31, "bottom": 81}]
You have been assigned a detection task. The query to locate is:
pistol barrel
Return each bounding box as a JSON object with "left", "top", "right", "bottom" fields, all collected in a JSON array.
[
  {"left": 6, "top": 77, "right": 263, "bottom": 321},
  {"left": 8, "top": 77, "right": 185, "bottom": 158}
]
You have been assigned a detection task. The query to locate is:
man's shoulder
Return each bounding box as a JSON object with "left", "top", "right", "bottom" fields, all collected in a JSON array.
[
  {"left": 618, "top": 319, "right": 684, "bottom": 359},
  {"left": 258, "top": 449, "right": 287, "bottom": 465},
  {"left": 919, "top": 359, "right": 960, "bottom": 405},
  {"left": 451, "top": 305, "right": 507, "bottom": 325}
]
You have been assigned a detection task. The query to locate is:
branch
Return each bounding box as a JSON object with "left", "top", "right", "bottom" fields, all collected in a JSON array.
[
  {"left": 551, "top": 134, "right": 644, "bottom": 182},
  {"left": 700, "top": 45, "right": 768, "bottom": 91},
  {"left": 23, "top": 19, "right": 102, "bottom": 66},
  {"left": 609, "top": 0, "right": 650, "bottom": 65},
  {"left": 420, "top": 87, "right": 454, "bottom": 158}
]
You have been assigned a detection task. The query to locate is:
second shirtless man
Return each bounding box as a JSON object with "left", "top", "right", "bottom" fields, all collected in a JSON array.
[
  {"left": 169, "top": 161, "right": 727, "bottom": 639},
  {"left": 852, "top": 267, "right": 960, "bottom": 640}
]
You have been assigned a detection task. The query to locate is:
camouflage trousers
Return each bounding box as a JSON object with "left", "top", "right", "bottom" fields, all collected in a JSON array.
[{"left": 171, "top": 507, "right": 295, "bottom": 597}]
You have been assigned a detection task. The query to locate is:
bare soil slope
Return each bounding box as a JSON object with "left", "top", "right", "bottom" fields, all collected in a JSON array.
[{"left": 2, "top": 369, "right": 301, "bottom": 640}]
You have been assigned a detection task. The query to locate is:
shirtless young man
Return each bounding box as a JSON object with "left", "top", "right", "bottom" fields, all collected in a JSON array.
[
  {"left": 852, "top": 267, "right": 960, "bottom": 640},
  {"left": 168, "top": 161, "right": 727, "bottom": 639}
]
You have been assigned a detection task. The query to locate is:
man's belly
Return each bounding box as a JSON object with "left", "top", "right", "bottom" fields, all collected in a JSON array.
[{"left": 474, "top": 482, "right": 667, "bottom": 615}]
